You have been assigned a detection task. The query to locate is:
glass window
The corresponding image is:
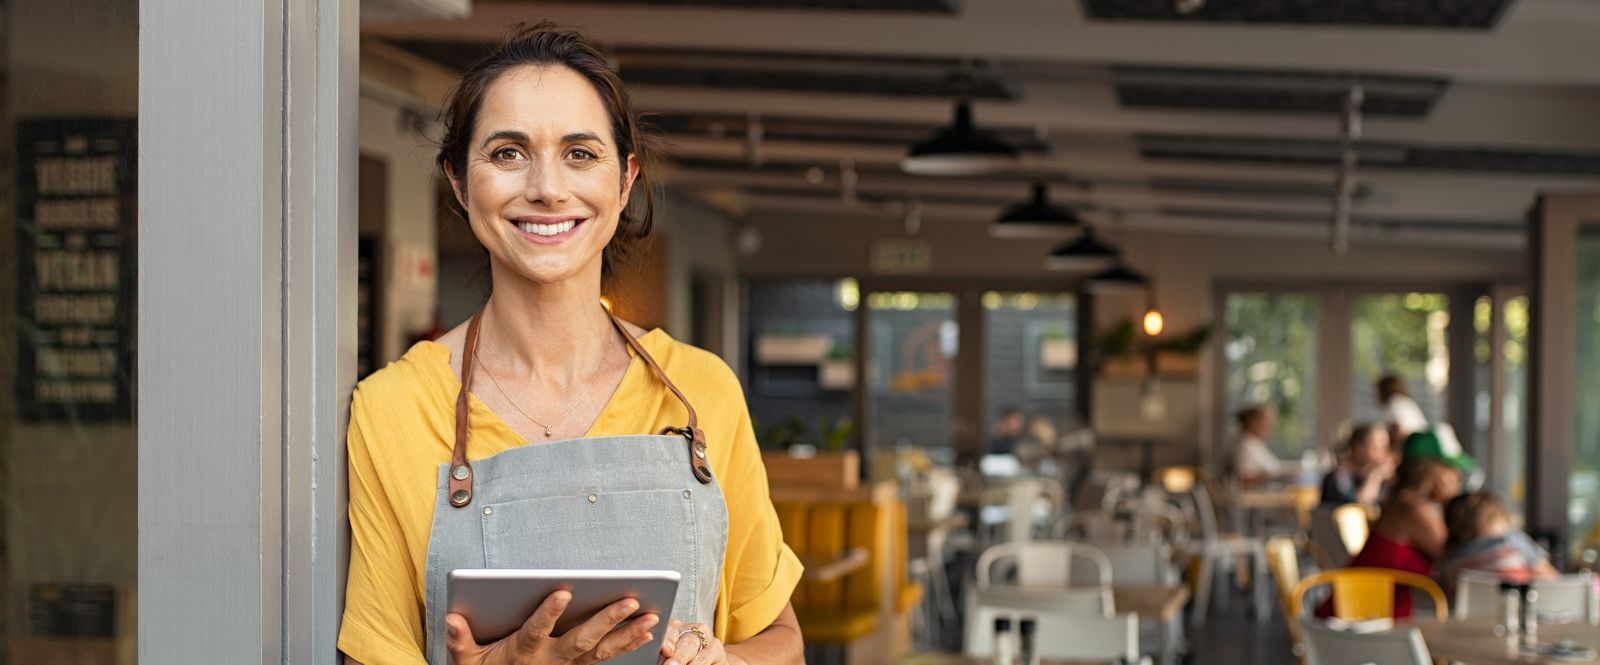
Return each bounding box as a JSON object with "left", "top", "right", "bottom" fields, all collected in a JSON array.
[
  {"left": 1503, "top": 295, "right": 1529, "bottom": 516},
  {"left": 868, "top": 291, "right": 958, "bottom": 463},
  {"left": 1571, "top": 231, "right": 1600, "bottom": 551},
  {"left": 743, "top": 279, "right": 855, "bottom": 452},
  {"left": 1350, "top": 293, "right": 1451, "bottom": 428},
  {"left": 4, "top": 0, "right": 139, "bottom": 661},
  {"left": 1223, "top": 293, "right": 1320, "bottom": 455},
  {"left": 982, "top": 291, "right": 1077, "bottom": 450}
]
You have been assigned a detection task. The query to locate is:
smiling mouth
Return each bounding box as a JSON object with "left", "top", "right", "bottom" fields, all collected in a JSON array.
[{"left": 515, "top": 220, "right": 579, "bottom": 236}]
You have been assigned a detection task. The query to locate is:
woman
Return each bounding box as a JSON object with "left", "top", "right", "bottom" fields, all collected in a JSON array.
[
  {"left": 339, "top": 24, "right": 804, "bottom": 665},
  {"left": 1318, "top": 424, "right": 1394, "bottom": 507},
  {"left": 1335, "top": 456, "right": 1460, "bottom": 618},
  {"left": 1376, "top": 375, "right": 1429, "bottom": 446},
  {"left": 1438, "top": 491, "right": 1558, "bottom": 598},
  {"left": 1231, "top": 406, "right": 1295, "bottom": 487}
]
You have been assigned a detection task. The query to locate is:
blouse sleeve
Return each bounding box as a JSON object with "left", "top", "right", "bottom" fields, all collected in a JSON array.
[
  {"left": 716, "top": 390, "right": 804, "bottom": 644},
  {"left": 339, "top": 390, "right": 428, "bottom": 665}
]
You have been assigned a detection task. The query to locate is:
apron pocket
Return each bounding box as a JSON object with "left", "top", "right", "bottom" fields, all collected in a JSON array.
[{"left": 480, "top": 489, "right": 699, "bottom": 577}]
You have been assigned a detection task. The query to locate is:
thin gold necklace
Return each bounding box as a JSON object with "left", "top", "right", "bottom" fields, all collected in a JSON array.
[{"left": 474, "top": 343, "right": 601, "bottom": 438}]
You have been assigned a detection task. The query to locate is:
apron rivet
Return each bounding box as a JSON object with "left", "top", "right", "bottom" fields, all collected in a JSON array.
[
  {"left": 450, "top": 490, "right": 469, "bottom": 506},
  {"left": 451, "top": 465, "right": 469, "bottom": 481},
  {"left": 694, "top": 442, "right": 708, "bottom": 459},
  {"left": 683, "top": 490, "right": 692, "bottom": 499},
  {"left": 483, "top": 506, "right": 493, "bottom": 515},
  {"left": 588, "top": 494, "right": 598, "bottom": 504}
]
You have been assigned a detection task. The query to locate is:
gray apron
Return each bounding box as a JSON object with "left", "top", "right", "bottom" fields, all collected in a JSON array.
[{"left": 422, "top": 309, "right": 729, "bottom": 664}]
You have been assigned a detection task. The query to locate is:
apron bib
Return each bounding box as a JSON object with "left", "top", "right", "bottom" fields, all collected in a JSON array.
[{"left": 421, "top": 309, "right": 728, "bottom": 665}]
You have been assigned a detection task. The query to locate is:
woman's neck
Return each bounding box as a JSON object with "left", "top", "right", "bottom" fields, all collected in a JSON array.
[{"left": 478, "top": 262, "right": 619, "bottom": 387}]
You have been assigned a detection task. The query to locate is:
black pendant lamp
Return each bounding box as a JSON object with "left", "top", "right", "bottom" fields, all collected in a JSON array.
[
  {"left": 990, "top": 182, "right": 1082, "bottom": 238},
  {"left": 1083, "top": 262, "right": 1150, "bottom": 294},
  {"left": 901, "top": 99, "right": 1019, "bottom": 177},
  {"left": 1045, "top": 226, "right": 1120, "bottom": 271}
]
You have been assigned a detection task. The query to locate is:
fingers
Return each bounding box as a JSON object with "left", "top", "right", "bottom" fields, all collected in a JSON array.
[
  {"left": 686, "top": 640, "right": 725, "bottom": 665},
  {"left": 444, "top": 613, "right": 481, "bottom": 663},
  {"left": 660, "top": 620, "right": 685, "bottom": 659},
  {"left": 577, "top": 613, "right": 660, "bottom": 665},
  {"left": 664, "top": 623, "right": 714, "bottom": 665},
  {"left": 559, "top": 597, "right": 642, "bottom": 661},
  {"left": 507, "top": 589, "right": 572, "bottom": 657}
]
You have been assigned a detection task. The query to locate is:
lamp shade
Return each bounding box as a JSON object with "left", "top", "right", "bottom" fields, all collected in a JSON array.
[
  {"left": 900, "top": 100, "right": 1019, "bottom": 177},
  {"left": 1083, "top": 263, "right": 1149, "bottom": 293},
  {"left": 1045, "top": 227, "right": 1120, "bottom": 271},
  {"left": 990, "top": 182, "right": 1082, "bottom": 238}
]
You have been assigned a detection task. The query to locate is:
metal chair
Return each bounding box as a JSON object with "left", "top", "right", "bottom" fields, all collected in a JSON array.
[
  {"left": 965, "top": 589, "right": 1146, "bottom": 664},
  {"left": 1454, "top": 570, "right": 1598, "bottom": 624},
  {"left": 1291, "top": 568, "right": 1448, "bottom": 621},
  {"left": 1265, "top": 535, "right": 1335, "bottom": 659},
  {"left": 1298, "top": 616, "right": 1432, "bottom": 665},
  {"left": 976, "top": 539, "right": 1113, "bottom": 589}
]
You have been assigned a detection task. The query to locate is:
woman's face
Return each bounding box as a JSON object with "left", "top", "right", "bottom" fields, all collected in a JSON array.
[
  {"left": 1430, "top": 467, "right": 1463, "bottom": 503},
  {"left": 449, "top": 65, "right": 638, "bottom": 287}
]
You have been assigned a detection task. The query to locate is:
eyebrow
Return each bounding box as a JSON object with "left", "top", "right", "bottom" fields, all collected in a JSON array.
[{"left": 479, "top": 130, "right": 606, "bottom": 149}]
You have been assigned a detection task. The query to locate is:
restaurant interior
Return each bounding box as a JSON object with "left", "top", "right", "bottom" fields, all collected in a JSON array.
[{"left": 348, "top": 1, "right": 1600, "bottom": 663}]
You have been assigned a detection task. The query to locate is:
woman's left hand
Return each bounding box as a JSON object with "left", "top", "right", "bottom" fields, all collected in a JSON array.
[{"left": 659, "top": 621, "right": 742, "bottom": 665}]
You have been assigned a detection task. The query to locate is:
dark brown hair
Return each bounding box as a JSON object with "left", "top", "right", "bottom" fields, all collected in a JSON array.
[
  {"left": 1377, "top": 375, "right": 1408, "bottom": 400},
  {"left": 435, "top": 21, "right": 655, "bottom": 281}
]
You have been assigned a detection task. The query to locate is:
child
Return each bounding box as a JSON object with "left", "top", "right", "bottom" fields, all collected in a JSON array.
[{"left": 1438, "top": 491, "right": 1559, "bottom": 598}]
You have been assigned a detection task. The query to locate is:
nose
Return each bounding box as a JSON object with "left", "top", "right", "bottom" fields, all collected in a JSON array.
[{"left": 522, "top": 154, "right": 570, "bottom": 205}]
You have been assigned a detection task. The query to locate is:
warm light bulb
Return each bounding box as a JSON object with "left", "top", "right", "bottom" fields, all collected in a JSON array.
[{"left": 1142, "top": 307, "right": 1165, "bottom": 336}]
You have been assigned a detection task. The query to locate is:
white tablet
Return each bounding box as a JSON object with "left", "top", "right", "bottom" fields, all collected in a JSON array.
[{"left": 446, "top": 569, "right": 680, "bottom": 664}]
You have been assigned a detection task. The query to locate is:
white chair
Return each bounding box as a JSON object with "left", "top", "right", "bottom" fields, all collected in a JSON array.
[
  {"left": 1299, "top": 616, "right": 1432, "bottom": 665},
  {"left": 1071, "top": 540, "right": 1177, "bottom": 587},
  {"left": 965, "top": 590, "right": 1145, "bottom": 664},
  {"left": 1155, "top": 466, "right": 1269, "bottom": 624},
  {"left": 1454, "top": 570, "right": 1598, "bottom": 624},
  {"left": 977, "top": 540, "right": 1113, "bottom": 589}
]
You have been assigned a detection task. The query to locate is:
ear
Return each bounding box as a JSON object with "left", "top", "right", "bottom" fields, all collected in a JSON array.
[
  {"left": 443, "top": 160, "right": 468, "bottom": 213},
  {"left": 619, "top": 153, "right": 640, "bottom": 204}
]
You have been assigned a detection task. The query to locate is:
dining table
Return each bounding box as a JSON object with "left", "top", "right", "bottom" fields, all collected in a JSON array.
[{"left": 1415, "top": 618, "right": 1600, "bottom": 664}]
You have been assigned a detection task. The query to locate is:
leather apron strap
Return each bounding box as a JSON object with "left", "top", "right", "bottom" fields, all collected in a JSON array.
[{"left": 448, "top": 306, "right": 712, "bottom": 509}]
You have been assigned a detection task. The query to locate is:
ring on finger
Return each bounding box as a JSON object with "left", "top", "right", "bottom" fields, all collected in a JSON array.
[{"left": 675, "top": 625, "right": 709, "bottom": 653}]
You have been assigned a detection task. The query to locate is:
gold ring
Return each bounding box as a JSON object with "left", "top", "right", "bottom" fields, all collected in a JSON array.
[{"left": 675, "top": 625, "right": 709, "bottom": 652}]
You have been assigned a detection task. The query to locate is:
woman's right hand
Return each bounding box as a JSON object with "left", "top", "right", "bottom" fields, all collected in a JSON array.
[{"left": 444, "top": 590, "right": 660, "bottom": 665}]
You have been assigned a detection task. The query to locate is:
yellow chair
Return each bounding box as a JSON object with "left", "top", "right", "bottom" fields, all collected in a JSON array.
[
  {"left": 1290, "top": 568, "right": 1448, "bottom": 622},
  {"left": 1332, "top": 503, "right": 1375, "bottom": 556}
]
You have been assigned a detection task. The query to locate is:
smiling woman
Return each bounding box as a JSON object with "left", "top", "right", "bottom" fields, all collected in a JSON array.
[{"left": 339, "top": 22, "right": 804, "bottom": 665}]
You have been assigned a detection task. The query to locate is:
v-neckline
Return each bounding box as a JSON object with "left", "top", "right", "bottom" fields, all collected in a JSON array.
[{"left": 420, "top": 328, "right": 661, "bottom": 446}]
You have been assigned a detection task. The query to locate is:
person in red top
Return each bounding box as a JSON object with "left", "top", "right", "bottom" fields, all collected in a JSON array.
[{"left": 1322, "top": 457, "right": 1461, "bottom": 618}]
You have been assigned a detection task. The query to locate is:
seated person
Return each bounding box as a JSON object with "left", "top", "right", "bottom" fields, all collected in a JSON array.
[
  {"left": 1323, "top": 457, "right": 1461, "bottom": 619},
  {"left": 988, "top": 406, "right": 1026, "bottom": 456},
  {"left": 1378, "top": 374, "right": 1430, "bottom": 445},
  {"left": 1320, "top": 424, "right": 1395, "bottom": 506},
  {"left": 1232, "top": 405, "right": 1298, "bottom": 487},
  {"left": 1438, "top": 491, "right": 1558, "bottom": 598},
  {"left": 1402, "top": 424, "right": 1482, "bottom": 491}
]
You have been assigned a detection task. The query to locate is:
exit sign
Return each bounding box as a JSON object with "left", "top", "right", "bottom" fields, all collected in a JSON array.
[{"left": 869, "top": 240, "right": 932, "bottom": 274}]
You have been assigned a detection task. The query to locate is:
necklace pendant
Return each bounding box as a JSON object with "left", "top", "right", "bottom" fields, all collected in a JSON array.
[{"left": 544, "top": 427, "right": 553, "bottom": 437}]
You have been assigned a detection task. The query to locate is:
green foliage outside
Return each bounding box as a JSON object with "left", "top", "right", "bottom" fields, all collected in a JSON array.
[
  {"left": 1225, "top": 293, "right": 1319, "bottom": 453},
  {"left": 1351, "top": 293, "right": 1449, "bottom": 420}
]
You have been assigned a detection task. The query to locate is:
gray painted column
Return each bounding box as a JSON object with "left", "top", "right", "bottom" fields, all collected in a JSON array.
[{"left": 139, "top": 0, "right": 354, "bottom": 661}]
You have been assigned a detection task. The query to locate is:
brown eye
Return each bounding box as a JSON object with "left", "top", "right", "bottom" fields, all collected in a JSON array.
[
  {"left": 493, "top": 147, "right": 525, "bottom": 162},
  {"left": 568, "top": 147, "right": 597, "bottom": 161}
]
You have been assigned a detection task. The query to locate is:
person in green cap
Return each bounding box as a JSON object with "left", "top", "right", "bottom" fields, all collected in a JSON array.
[{"left": 1402, "top": 423, "right": 1482, "bottom": 490}]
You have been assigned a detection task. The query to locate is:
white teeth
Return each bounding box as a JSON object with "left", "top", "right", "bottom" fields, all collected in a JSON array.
[{"left": 517, "top": 220, "right": 577, "bottom": 237}]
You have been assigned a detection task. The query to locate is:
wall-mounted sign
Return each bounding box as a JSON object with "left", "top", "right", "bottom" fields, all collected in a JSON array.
[
  {"left": 16, "top": 117, "right": 137, "bottom": 422},
  {"left": 869, "top": 239, "right": 932, "bottom": 274}
]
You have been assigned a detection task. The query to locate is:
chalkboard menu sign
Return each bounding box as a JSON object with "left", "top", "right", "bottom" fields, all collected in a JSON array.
[{"left": 15, "top": 118, "right": 137, "bottom": 422}]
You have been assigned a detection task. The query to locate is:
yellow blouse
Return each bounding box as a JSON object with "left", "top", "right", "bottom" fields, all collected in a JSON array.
[{"left": 338, "top": 330, "right": 802, "bottom": 665}]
